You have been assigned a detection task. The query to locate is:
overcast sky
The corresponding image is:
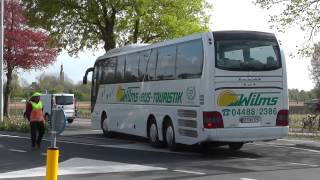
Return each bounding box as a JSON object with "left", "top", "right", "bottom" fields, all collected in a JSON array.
[{"left": 20, "top": 0, "right": 315, "bottom": 90}]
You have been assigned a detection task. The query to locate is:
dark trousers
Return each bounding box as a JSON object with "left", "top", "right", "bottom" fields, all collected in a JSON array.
[{"left": 30, "top": 122, "right": 45, "bottom": 147}]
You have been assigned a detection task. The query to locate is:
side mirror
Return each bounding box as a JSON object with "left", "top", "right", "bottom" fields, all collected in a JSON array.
[
  {"left": 83, "top": 76, "right": 87, "bottom": 84},
  {"left": 83, "top": 67, "right": 94, "bottom": 85}
]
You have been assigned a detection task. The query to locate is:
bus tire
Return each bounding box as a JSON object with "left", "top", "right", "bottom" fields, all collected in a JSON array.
[
  {"left": 228, "top": 142, "right": 244, "bottom": 151},
  {"left": 165, "top": 121, "right": 178, "bottom": 151},
  {"left": 101, "top": 113, "right": 113, "bottom": 138},
  {"left": 148, "top": 119, "right": 162, "bottom": 148}
]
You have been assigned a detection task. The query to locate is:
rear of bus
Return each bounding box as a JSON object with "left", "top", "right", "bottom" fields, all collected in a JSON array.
[{"left": 207, "top": 31, "right": 288, "bottom": 143}]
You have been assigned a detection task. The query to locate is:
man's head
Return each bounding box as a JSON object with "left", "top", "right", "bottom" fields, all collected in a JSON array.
[{"left": 31, "top": 92, "right": 41, "bottom": 102}]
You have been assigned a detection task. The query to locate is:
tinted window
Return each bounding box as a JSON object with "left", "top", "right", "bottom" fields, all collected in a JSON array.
[
  {"left": 100, "top": 58, "right": 116, "bottom": 84},
  {"left": 125, "top": 53, "right": 139, "bottom": 82},
  {"left": 145, "top": 49, "right": 157, "bottom": 81},
  {"left": 55, "top": 96, "right": 73, "bottom": 105},
  {"left": 156, "top": 46, "right": 176, "bottom": 80},
  {"left": 216, "top": 40, "right": 281, "bottom": 71},
  {"left": 176, "top": 40, "right": 203, "bottom": 79},
  {"left": 139, "top": 50, "right": 151, "bottom": 81},
  {"left": 115, "top": 56, "right": 125, "bottom": 82},
  {"left": 97, "top": 62, "right": 104, "bottom": 86},
  {"left": 92, "top": 64, "right": 101, "bottom": 98}
]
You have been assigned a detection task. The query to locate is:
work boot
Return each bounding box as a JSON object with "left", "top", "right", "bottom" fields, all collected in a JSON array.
[
  {"left": 31, "top": 144, "right": 37, "bottom": 151},
  {"left": 36, "top": 143, "right": 41, "bottom": 150}
]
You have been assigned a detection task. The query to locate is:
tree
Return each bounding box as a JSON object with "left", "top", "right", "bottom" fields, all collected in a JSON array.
[
  {"left": 37, "top": 73, "right": 74, "bottom": 93},
  {"left": 11, "top": 73, "right": 24, "bottom": 98},
  {"left": 255, "top": 0, "right": 320, "bottom": 55},
  {"left": 73, "top": 81, "right": 91, "bottom": 101},
  {"left": 310, "top": 42, "right": 320, "bottom": 88},
  {"left": 288, "top": 89, "right": 317, "bottom": 101},
  {"left": 119, "top": 0, "right": 210, "bottom": 45},
  {"left": 4, "top": 0, "right": 58, "bottom": 117},
  {"left": 22, "top": 0, "right": 210, "bottom": 54}
]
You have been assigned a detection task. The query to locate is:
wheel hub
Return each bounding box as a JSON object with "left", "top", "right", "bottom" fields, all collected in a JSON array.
[
  {"left": 103, "top": 120, "right": 108, "bottom": 131},
  {"left": 150, "top": 124, "right": 158, "bottom": 142},
  {"left": 166, "top": 126, "right": 174, "bottom": 145}
]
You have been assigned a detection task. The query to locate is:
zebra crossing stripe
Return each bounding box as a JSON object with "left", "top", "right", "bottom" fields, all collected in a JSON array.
[{"left": 0, "top": 158, "right": 167, "bottom": 179}]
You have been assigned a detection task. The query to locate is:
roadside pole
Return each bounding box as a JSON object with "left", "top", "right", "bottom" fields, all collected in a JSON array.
[
  {"left": 46, "top": 109, "right": 66, "bottom": 180},
  {"left": 0, "top": 0, "right": 4, "bottom": 121}
]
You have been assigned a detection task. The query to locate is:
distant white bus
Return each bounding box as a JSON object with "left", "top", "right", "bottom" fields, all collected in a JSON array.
[{"left": 83, "top": 31, "right": 289, "bottom": 150}]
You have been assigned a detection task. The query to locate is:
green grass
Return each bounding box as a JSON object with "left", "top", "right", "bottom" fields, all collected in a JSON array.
[
  {"left": 0, "top": 117, "right": 30, "bottom": 133},
  {"left": 8, "top": 107, "right": 91, "bottom": 119},
  {"left": 289, "top": 114, "right": 305, "bottom": 129},
  {"left": 289, "top": 134, "right": 320, "bottom": 140},
  {"left": 77, "top": 108, "right": 91, "bottom": 118}
]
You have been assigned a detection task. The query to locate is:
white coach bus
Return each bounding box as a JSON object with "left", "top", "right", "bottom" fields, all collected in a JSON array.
[{"left": 83, "top": 31, "right": 289, "bottom": 151}]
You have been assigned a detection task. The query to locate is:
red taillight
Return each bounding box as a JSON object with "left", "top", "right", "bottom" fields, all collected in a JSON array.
[
  {"left": 276, "top": 109, "right": 289, "bottom": 126},
  {"left": 203, "top": 111, "right": 224, "bottom": 129}
]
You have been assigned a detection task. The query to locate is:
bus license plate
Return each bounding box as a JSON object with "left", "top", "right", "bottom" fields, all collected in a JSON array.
[{"left": 239, "top": 116, "right": 261, "bottom": 123}]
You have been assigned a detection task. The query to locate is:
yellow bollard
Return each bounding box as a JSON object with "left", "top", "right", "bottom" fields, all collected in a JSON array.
[{"left": 46, "top": 147, "right": 59, "bottom": 180}]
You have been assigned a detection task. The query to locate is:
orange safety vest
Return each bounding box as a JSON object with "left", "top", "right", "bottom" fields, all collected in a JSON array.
[{"left": 30, "top": 101, "right": 44, "bottom": 122}]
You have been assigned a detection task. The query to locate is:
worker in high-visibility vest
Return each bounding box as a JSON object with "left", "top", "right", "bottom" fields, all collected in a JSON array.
[{"left": 24, "top": 92, "right": 45, "bottom": 150}]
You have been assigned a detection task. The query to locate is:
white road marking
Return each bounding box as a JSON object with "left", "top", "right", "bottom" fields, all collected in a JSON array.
[
  {"left": 287, "top": 162, "right": 318, "bottom": 167},
  {"left": 0, "top": 134, "right": 26, "bottom": 139},
  {"left": 254, "top": 143, "right": 320, "bottom": 153},
  {"left": 90, "top": 130, "right": 101, "bottom": 132},
  {"left": 240, "top": 178, "right": 256, "bottom": 180},
  {"left": 173, "top": 169, "right": 206, "bottom": 175},
  {"left": 0, "top": 133, "right": 199, "bottom": 156},
  {"left": 266, "top": 142, "right": 296, "bottom": 146},
  {"left": 279, "top": 139, "right": 320, "bottom": 144},
  {"left": 242, "top": 158, "right": 257, "bottom": 161},
  {"left": 100, "top": 143, "right": 199, "bottom": 156},
  {"left": 8, "top": 149, "right": 26, "bottom": 153},
  {"left": 2, "top": 133, "right": 320, "bottom": 156},
  {"left": 0, "top": 157, "right": 167, "bottom": 179}
]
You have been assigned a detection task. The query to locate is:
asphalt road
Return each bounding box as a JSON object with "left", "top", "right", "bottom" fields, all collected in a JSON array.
[{"left": 1, "top": 119, "right": 320, "bottom": 180}]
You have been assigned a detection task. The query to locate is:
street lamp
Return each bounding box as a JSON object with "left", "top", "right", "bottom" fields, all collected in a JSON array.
[{"left": 0, "top": 0, "right": 4, "bottom": 121}]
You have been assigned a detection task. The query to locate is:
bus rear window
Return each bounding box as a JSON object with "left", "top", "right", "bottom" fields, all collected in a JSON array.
[
  {"left": 55, "top": 96, "right": 73, "bottom": 105},
  {"left": 215, "top": 33, "right": 281, "bottom": 71}
]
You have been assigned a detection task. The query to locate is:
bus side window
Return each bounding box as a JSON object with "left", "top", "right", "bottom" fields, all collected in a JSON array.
[
  {"left": 145, "top": 49, "right": 157, "bottom": 81},
  {"left": 139, "top": 50, "right": 151, "bottom": 81},
  {"left": 176, "top": 39, "right": 203, "bottom": 79},
  {"left": 157, "top": 45, "right": 176, "bottom": 80},
  {"left": 92, "top": 64, "right": 99, "bottom": 97},
  {"left": 125, "top": 53, "right": 139, "bottom": 82},
  {"left": 101, "top": 58, "right": 116, "bottom": 84},
  {"left": 115, "top": 56, "right": 125, "bottom": 83}
]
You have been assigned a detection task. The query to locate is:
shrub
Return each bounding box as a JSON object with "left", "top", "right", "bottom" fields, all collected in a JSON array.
[{"left": 0, "top": 117, "right": 30, "bottom": 132}]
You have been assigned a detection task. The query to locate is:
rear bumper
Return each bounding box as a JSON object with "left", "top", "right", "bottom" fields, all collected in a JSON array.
[
  {"left": 64, "top": 111, "right": 76, "bottom": 119},
  {"left": 205, "top": 126, "right": 288, "bottom": 142}
]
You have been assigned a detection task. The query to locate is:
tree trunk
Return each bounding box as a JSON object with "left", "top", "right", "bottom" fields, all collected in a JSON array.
[
  {"left": 103, "top": 32, "right": 116, "bottom": 53},
  {"left": 103, "top": 10, "right": 117, "bottom": 53},
  {"left": 133, "top": 17, "right": 140, "bottom": 43},
  {"left": 4, "top": 68, "right": 13, "bottom": 118}
]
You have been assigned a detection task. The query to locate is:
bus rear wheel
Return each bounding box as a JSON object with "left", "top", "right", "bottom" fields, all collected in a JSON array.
[
  {"left": 101, "top": 114, "right": 113, "bottom": 138},
  {"left": 228, "top": 142, "right": 244, "bottom": 151},
  {"left": 148, "top": 119, "right": 162, "bottom": 148},
  {"left": 165, "top": 121, "right": 178, "bottom": 151}
]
